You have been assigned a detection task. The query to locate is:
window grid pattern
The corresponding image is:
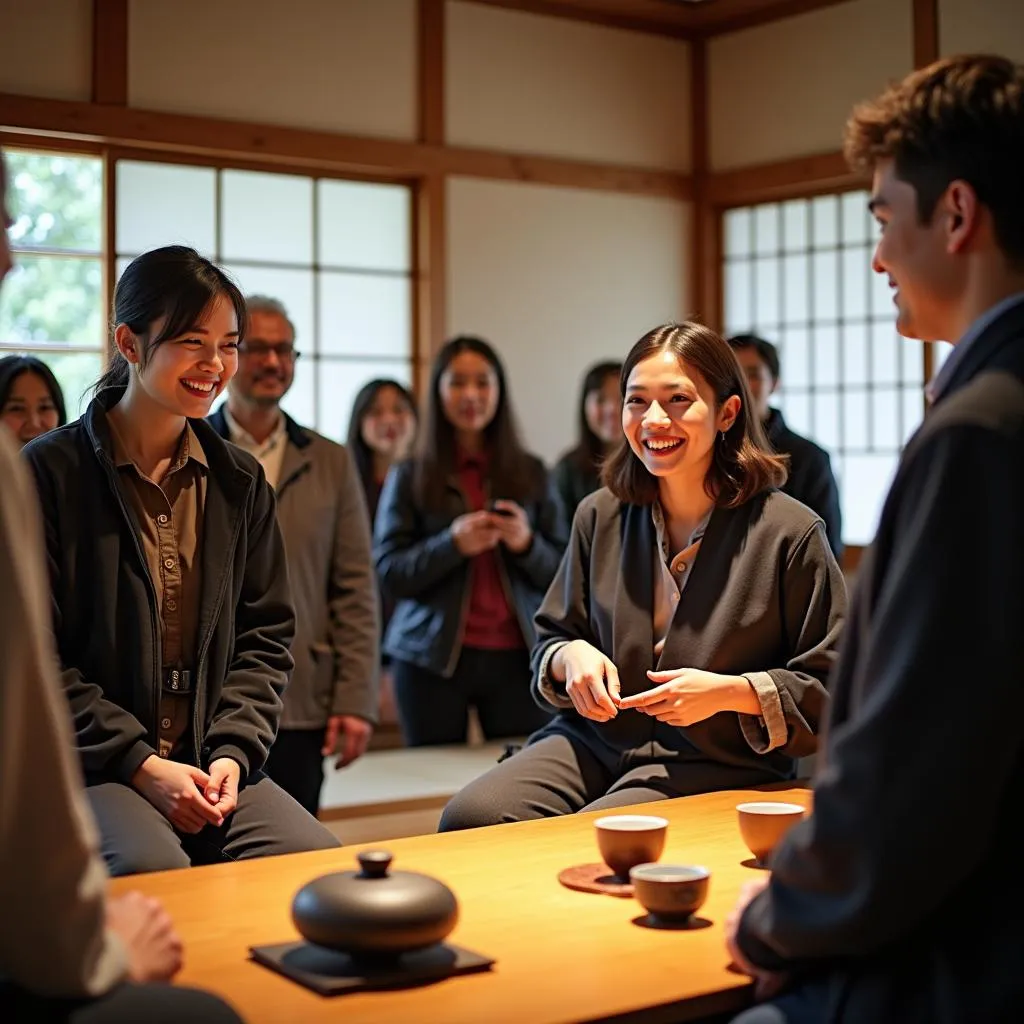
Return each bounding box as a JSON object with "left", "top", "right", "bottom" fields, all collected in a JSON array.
[
  {"left": 0, "top": 150, "right": 106, "bottom": 419},
  {"left": 115, "top": 161, "right": 414, "bottom": 440},
  {"left": 723, "top": 192, "right": 928, "bottom": 546}
]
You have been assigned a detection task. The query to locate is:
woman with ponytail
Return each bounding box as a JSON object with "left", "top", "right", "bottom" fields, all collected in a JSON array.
[{"left": 22, "top": 245, "right": 339, "bottom": 875}]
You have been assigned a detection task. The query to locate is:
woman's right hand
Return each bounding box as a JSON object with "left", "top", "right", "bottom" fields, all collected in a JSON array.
[
  {"left": 552, "top": 640, "right": 620, "bottom": 722},
  {"left": 131, "top": 755, "right": 225, "bottom": 833},
  {"left": 106, "top": 891, "right": 184, "bottom": 983},
  {"left": 450, "top": 510, "right": 501, "bottom": 556}
]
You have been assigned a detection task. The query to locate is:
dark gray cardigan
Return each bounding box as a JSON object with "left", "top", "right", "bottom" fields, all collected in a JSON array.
[{"left": 531, "top": 487, "right": 847, "bottom": 779}]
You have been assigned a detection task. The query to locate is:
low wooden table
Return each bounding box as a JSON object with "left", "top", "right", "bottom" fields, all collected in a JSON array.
[{"left": 109, "top": 782, "right": 811, "bottom": 1024}]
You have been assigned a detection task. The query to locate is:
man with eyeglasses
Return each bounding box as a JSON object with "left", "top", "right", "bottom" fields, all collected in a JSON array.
[{"left": 209, "top": 295, "right": 379, "bottom": 817}]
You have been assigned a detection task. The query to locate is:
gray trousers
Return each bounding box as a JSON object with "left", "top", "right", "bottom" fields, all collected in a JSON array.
[
  {"left": 87, "top": 771, "right": 339, "bottom": 877},
  {"left": 439, "top": 730, "right": 779, "bottom": 831}
]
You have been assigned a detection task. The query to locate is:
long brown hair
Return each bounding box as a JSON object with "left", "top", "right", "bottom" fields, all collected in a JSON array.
[
  {"left": 603, "top": 322, "right": 787, "bottom": 507},
  {"left": 413, "top": 335, "right": 542, "bottom": 511}
]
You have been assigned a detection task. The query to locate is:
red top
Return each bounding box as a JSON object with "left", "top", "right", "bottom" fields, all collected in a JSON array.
[{"left": 456, "top": 449, "right": 524, "bottom": 650}]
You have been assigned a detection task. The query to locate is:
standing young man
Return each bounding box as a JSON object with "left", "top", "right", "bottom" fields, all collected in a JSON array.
[
  {"left": 209, "top": 296, "right": 379, "bottom": 816},
  {"left": 726, "top": 55, "right": 1024, "bottom": 1023}
]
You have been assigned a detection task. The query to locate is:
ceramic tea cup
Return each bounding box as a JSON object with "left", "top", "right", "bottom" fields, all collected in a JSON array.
[
  {"left": 736, "top": 801, "right": 806, "bottom": 865},
  {"left": 630, "top": 863, "right": 710, "bottom": 923},
  {"left": 594, "top": 815, "right": 668, "bottom": 880}
]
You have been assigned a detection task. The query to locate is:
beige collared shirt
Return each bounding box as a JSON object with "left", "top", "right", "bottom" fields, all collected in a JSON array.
[
  {"left": 107, "top": 415, "right": 207, "bottom": 760},
  {"left": 222, "top": 405, "right": 288, "bottom": 489}
]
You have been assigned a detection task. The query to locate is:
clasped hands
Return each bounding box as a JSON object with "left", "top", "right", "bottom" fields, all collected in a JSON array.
[
  {"left": 450, "top": 500, "right": 532, "bottom": 556},
  {"left": 131, "top": 754, "right": 241, "bottom": 834},
  {"left": 552, "top": 639, "right": 749, "bottom": 726}
]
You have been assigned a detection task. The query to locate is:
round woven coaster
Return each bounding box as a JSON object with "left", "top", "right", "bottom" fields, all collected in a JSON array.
[{"left": 557, "top": 862, "right": 634, "bottom": 897}]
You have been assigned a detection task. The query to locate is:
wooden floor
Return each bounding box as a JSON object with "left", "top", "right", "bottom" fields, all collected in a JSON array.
[{"left": 317, "top": 741, "right": 510, "bottom": 844}]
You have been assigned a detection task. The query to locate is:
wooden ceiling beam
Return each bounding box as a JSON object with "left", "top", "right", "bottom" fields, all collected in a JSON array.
[{"left": 0, "top": 92, "right": 692, "bottom": 199}]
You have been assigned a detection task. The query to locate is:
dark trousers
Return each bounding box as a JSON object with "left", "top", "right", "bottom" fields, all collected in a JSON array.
[
  {"left": 439, "top": 729, "right": 778, "bottom": 831},
  {"left": 0, "top": 981, "right": 242, "bottom": 1024},
  {"left": 391, "top": 647, "right": 552, "bottom": 747},
  {"left": 86, "top": 771, "right": 339, "bottom": 877},
  {"left": 264, "top": 727, "right": 325, "bottom": 817}
]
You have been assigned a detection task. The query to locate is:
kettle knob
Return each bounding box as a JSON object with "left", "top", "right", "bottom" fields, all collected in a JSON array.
[{"left": 356, "top": 849, "right": 393, "bottom": 878}]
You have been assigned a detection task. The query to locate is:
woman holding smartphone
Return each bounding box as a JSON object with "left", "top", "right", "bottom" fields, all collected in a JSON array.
[
  {"left": 441, "top": 322, "right": 846, "bottom": 828},
  {"left": 373, "top": 335, "right": 568, "bottom": 746},
  {"left": 23, "top": 245, "right": 339, "bottom": 875}
]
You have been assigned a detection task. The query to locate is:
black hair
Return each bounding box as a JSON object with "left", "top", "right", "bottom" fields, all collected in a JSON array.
[
  {"left": 565, "top": 360, "right": 622, "bottom": 473},
  {"left": 414, "top": 335, "right": 542, "bottom": 510},
  {"left": 346, "top": 377, "right": 418, "bottom": 497},
  {"left": 726, "top": 333, "right": 781, "bottom": 382},
  {"left": 95, "top": 245, "right": 247, "bottom": 394},
  {"left": 0, "top": 355, "right": 68, "bottom": 426}
]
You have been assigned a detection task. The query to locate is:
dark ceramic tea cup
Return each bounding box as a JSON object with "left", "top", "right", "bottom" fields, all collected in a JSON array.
[{"left": 594, "top": 814, "right": 668, "bottom": 880}]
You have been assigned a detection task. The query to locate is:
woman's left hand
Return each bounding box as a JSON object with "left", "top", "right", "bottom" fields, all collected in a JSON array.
[
  {"left": 616, "top": 668, "right": 743, "bottom": 726},
  {"left": 204, "top": 757, "right": 242, "bottom": 817},
  {"left": 491, "top": 500, "right": 533, "bottom": 554}
]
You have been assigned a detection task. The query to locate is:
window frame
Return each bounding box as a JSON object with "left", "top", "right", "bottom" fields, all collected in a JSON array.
[
  {"left": 712, "top": 181, "right": 935, "bottom": 571},
  {"left": 1, "top": 132, "right": 424, "bottom": 439}
]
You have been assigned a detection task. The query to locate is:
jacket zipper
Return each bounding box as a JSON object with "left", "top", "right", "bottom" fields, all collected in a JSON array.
[
  {"left": 100, "top": 454, "right": 164, "bottom": 747},
  {"left": 443, "top": 478, "right": 472, "bottom": 677},
  {"left": 192, "top": 496, "right": 247, "bottom": 765}
]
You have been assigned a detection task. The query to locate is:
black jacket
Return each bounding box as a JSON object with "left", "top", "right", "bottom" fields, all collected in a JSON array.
[
  {"left": 550, "top": 451, "right": 601, "bottom": 522},
  {"left": 765, "top": 408, "right": 843, "bottom": 558},
  {"left": 23, "top": 389, "right": 294, "bottom": 784},
  {"left": 373, "top": 457, "right": 568, "bottom": 676},
  {"left": 532, "top": 488, "right": 845, "bottom": 773},
  {"left": 737, "top": 297, "right": 1024, "bottom": 1021}
]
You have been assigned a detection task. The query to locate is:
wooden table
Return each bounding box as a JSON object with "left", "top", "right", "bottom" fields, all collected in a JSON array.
[{"left": 110, "top": 782, "right": 811, "bottom": 1024}]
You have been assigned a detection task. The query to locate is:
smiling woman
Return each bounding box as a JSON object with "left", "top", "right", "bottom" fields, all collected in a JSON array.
[
  {"left": 20, "top": 244, "right": 341, "bottom": 877},
  {"left": 440, "top": 321, "right": 847, "bottom": 833}
]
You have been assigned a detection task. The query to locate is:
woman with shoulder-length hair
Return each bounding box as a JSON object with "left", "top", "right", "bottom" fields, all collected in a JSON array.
[
  {"left": 21, "top": 244, "right": 339, "bottom": 875},
  {"left": 550, "top": 360, "right": 622, "bottom": 519},
  {"left": 345, "top": 378, "right": 418, "bottom": 525},
  {"left": 440, "top": 322, "right": 846, "bottom": 829},
  {"left": 373, "top": 335, "right": 569, "bottom": 746},
  {"left": 0, "top": 354, "right": 67, "bottom": 446}
]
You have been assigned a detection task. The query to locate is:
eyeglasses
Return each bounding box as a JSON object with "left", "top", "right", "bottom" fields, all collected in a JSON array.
[{"left": 239, "top": 342, "right": 301, "bottom": 361}]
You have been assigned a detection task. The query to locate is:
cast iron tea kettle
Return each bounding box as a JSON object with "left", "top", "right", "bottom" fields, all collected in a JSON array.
[{"left": 292, "top": 849, "right": 459, "bottom": 959}]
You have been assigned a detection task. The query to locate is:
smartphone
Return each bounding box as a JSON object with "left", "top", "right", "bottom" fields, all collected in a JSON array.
[{"left": 488, "top": 499, "right": 515, "bottom": 516}]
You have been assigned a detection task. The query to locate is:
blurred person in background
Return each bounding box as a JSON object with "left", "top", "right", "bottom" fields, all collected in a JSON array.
[
  {"left": 727, "top": 334, "right": 843, "bottom": 557},
  {"left": 0, "top": 353, "right": 67, "bottom": 446},
  {"left": 551, "top": 360, "right": 622, "bottom": 520},
  {"left": 347, "top": 378, "right": 418, "bottom": 524},
  {"left": 374, "top": 335, "right": 568, "bottom": 746},
  {"left": 210, "top": 295, "right": 379, "bottom": 816}
]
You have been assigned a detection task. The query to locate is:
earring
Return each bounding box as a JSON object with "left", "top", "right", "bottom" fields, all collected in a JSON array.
[{"left": 720, "top": 430, "right": 727, "bottom": 443}]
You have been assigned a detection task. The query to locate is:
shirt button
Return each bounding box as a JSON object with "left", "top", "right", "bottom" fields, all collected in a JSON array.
[
  {"left": 161, "top": 717, "right": 172, "bottom": 729},
  {"left": 157, "top": 513, "right": 169, "bottom": 525},
  {"left": 164, "top": 557, "right": 176, "bottom": 570},
  {"left": 166, "top": 599, "right": 177, "bottom": 611}
]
